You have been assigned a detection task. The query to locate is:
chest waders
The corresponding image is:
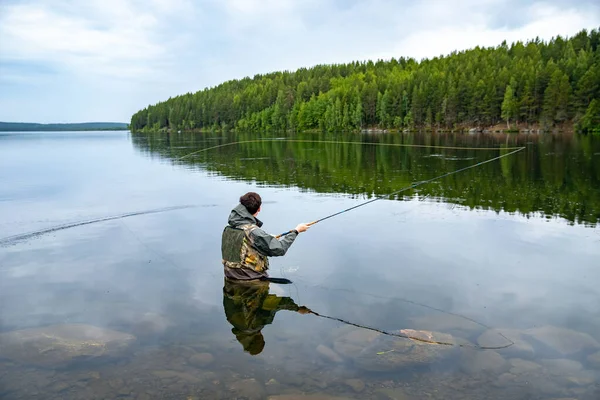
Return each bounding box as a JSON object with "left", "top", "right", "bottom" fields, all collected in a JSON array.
[{"left": 221, "top": 224, "right": 269, "bottom": 272}]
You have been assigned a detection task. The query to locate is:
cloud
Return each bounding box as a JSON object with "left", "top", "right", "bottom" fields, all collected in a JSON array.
[
  {"left": 0, "top": 1, "right": 169, "bottom": 80},
  {"left": 390, "top": 2, "right": 600, "bottom": 61},
  {"left": 0, "top": 0, "right": 598, "bottom": 122}
]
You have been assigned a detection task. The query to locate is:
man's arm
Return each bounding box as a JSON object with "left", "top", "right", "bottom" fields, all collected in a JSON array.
[{"left": 251, "top": 228, "right": 297, "bottom": 256}]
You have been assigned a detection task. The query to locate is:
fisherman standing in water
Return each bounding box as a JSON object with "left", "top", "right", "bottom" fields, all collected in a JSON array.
[
  {"left": 221, "top": 192, "right": 312, "bottom": 354},
  {"left": 221, "top": 192, "right": 310, "bottom": 281}
]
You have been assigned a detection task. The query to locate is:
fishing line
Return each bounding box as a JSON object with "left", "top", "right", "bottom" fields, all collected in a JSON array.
[
  {"left": 306, "top": 310, "right": 514, "bottom": 350},
  {"left": 119, "top": 220, "right": 191, "bottom": 274},
  {"left": 172, "top": 137, "right": 519, "bottom": 349},
  {"left": 296, "top": 277, "right": 492, "bottom": 330},
  {"left": 280, "top": 266, "right": 302, "bottom": 303},
  {"left": 0, "top": 205, "right": 200, "bottom": 247},
  {"left": 170, "top": 137, "right": 525, "bottom": 237},
  {"left": 174, "top": 138, "right": 525, "bottom": 161},
  {"left": 276, "top": 146, "right": 526, "bottom": 237},
  {"left": 291, "top": 276, "right": 514, "bottom": 350}
]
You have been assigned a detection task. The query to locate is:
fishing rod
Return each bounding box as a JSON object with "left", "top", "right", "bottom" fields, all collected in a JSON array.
[{"left": 276, "top": 146, "right": 526, "bottom": 238}]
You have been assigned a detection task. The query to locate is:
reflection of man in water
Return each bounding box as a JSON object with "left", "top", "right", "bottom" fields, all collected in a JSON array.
[
  {"left": 221, "top": 192, "right": 310, "bottom": 281},
  {"left": 223, "top": 278, "right": 311, "bottom": 355}
]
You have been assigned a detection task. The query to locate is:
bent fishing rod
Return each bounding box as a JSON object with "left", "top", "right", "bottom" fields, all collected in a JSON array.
[{"left": 275, "top": 146, "right": 526, "bottom": 238}]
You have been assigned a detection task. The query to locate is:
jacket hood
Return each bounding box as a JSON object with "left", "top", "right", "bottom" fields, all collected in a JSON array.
[{"left": 228, "top": 203, "right": 263, "bottom": 228}]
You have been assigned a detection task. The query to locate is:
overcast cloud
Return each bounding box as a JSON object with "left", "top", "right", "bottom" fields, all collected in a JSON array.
[{"left": 0, "top": 0, "right": 598, "bottom": 123}]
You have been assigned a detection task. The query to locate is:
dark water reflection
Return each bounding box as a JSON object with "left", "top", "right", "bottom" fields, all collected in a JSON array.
[
  {"left": 132, "top": 130, "right": 600, "bottom": 226},
  {"left": 0, "top": 131, "right": 599, "bottom": 399}
]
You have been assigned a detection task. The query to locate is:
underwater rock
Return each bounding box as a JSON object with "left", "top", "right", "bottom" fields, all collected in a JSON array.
[
  {"left": 333, "top": 329, "right": 381, "bottom": 360},
  {"left": 229, "top": 378, "right": 265, "bottom": 400},
  {"left": 540, "top": 359, "right": 583, "bottom": 375},
  {"left": 524, "top": 326, "right": 600, "bottom": 356},
  {"left": 188, "top": 352, "right": 214, "bottom": 368},
  {"left": 508, "top": 358, "right": 542, "bottom": 374},
  {"left": 130, "top": 312, "right": 173, "bottom": 337},
  {"left": 268, "top": 395, "right": 353, "bottom": 400},
  {"left": 265, "top": 378, "right": 285, "bottom": 396},
  {"left": 305, "top": 376, "right": 329, "bottom": 389},
  {"left": 564, "top": 370, "right": 598, "bottom": 386},
  {"left": 334, "top": 328, "right": 456, "bottom": 372},
  {"left": 375, "top": 387, "right": 416, "bottom": 400},
  {"left": 546, "top": 398, "right": 579, "bottom": 400},
  {"left": 316, "top": 345, "right": 343, "bottom": 364},
  {"left": 0, "top": 324, "right": 135, "bottom": 366},
  {"left": 459, "top": 349, "right": 509, "bottom": 375},
  {"left": 493, "top": 372, "right": 517, "bottom": 387},
  {"left": 151, "top": 370, "right": 180, "bottom": 381},
  {"left": 477, "top": 329, "right": 535, "bottom": 359},
  {"left": 409, "top": 314, "right": 482, "bottom": 336},
  {"left": 108, "top": 378, "right": 125, "bottom": 390},
  {"left": 343, "top": 378, "right": 365, "bottom": 393},
  {"left": 49, "top": 381, "right": 70, "bottom": 393}
]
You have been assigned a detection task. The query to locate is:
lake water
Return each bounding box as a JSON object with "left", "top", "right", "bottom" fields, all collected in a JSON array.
[{"left": 1, "top": 130, "right": 599, "bottom": 400}]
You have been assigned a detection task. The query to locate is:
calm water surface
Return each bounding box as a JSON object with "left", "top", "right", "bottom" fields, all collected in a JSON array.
[{"left": 1, "top": 130, "right": 599, "bottom": 399}]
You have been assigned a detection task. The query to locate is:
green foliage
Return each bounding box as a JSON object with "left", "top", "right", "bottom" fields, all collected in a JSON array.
[
  {"left": 131, "top": 28, "right": 600, "bottom": 133},
  {"left": 501, "top": 85, "right": 518, "bottom": 128},
  {"left": 576, "top": 99, "right": 600, "bottom": 134},
  {"left": 0, "top": 122, "right": 128, "bottom": 131}
]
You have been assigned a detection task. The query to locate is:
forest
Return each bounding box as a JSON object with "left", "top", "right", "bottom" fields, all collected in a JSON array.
[
  {"left": 0, "top": 122, "right": 128, "bottom": 132},
  {"left": 130, "top": 29, "right": 600, "bottom": 134}
]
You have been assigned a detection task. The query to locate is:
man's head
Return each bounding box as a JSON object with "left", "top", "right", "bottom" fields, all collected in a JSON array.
[
  {"left": 240, "top": 192, "right": 262, "bottom": 215},
  {"left": 234, "top": 330, "right": 265, "bottom": 355}
]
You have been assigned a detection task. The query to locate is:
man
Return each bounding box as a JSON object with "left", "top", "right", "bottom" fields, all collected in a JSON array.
[
  {"left": 221, "top": 192, "right": 310, "bottom": 281},
  {"left": 222, "top": 278, "right": 311, "bottom": 355}
]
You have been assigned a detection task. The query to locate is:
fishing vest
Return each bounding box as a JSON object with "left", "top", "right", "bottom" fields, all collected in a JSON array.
[{"left": 221, "top": 224, "right": 269, "bottom": 273}]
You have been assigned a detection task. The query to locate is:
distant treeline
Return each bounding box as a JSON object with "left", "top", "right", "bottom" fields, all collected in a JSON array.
[
  {"left": 131, "top": 28, "right": 600, "bottom": 134},
  {"left": 0, "top": 122, "right": 129, "bottom": 132}
]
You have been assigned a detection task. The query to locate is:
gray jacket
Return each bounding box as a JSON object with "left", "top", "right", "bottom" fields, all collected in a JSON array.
[{"left": 227, "top": 204, "right": 298, "bottom": 257}]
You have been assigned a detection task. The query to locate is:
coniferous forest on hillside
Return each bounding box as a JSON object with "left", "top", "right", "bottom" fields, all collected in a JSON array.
[{"left": 131, "top": 29, "right": 600, "bottom": 134}]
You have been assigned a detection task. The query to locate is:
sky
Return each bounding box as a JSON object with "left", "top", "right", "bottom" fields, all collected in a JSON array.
[{"left": 0, "top": 0, "right": 599, "bottom": 124}]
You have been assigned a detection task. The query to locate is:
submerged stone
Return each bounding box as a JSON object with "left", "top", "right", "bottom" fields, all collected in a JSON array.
[
  {"left": 564, "top": 370, "right": 598, "bottom": 386},
  {"left": 268, "top": 396, "right": 353, "bottom": 400},
  {"left": 316, "top": 344, "right": 343, "bottom": 364},
  {"left": 524, "top": 326, "right": 600, "bottom": 356},
  {"left": 188, "top": 352, "right": 214, "bottom": 368},
  {"left": 540, "top": 359, "right": 583, "bottom": 375},
  {"left": 375, "top": 387, "right": 416, "bottom": 400},
  {"left": 459, "top": 349, "right": 509, "bottom": 375},
  {"left": 343, "top": 378, "right": 365, "bottom": 393},
  {"left": 130, "top": 312, "right": 173, "bottom": 337},
  {"left": 477, "top": 329, "right": 535, "bottom": 359},
  {"left": 508, "top": 358, "right": 542, "bottom": 374},
  {"left": 229, "top": 378, "right": 265, "bottom": 400},
  {"left": 493, "top": 372, "right": 517, "bottom": 387},
  {"left": 409, "top": 314, "right": 483, "bottom": 336},
  {"left": 333, "top": 329, "right": 381, "bottom": 360},
  {"left": 334, "top": 328, "right": 456, "bottom": 372},
  {"left": 0, "top": 324, "right": 136, "bottom": 366}
]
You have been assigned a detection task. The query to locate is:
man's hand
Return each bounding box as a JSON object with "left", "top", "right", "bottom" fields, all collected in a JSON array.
[
  {"left": 295, "top": 223, "right": 310, "bottom": 233},
  {"left": 297, "top": 306, "right": 311, "bottom": 315}
]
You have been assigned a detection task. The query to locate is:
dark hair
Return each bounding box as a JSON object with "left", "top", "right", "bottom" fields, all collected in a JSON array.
[{"left": 240, "top": 192, "right": 262, "bottom": 214}]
